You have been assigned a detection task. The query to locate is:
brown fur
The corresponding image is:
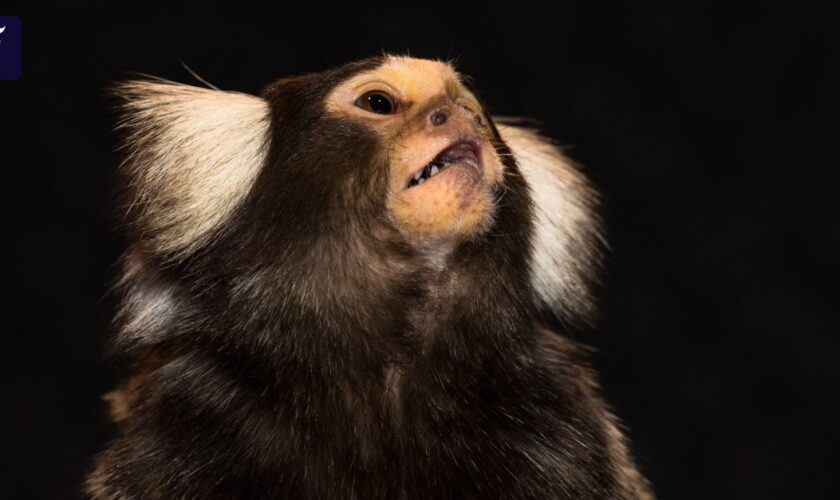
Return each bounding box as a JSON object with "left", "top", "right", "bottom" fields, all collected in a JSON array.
[{"left": 87, "top": 56, "right": 652, "bottom": 499}]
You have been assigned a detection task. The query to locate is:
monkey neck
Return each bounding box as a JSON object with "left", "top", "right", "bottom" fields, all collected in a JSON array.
[
  {"left": 170, "top": 228, "right": 535, "bottom": 387},
  {"left": 119, "top": 161, "right": 539, "bottom": 422},
  {"left": 284, "top": 231, "right": 537, "bottom": 382}
]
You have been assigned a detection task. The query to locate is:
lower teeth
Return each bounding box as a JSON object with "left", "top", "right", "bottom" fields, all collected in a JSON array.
[{"left": 409, "top": 160, "right": 456, "bottom": 187}]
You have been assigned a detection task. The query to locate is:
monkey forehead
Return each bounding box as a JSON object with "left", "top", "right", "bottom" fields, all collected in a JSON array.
[{"left": 325, "top": 56, "right": 480, "bottom": 118}]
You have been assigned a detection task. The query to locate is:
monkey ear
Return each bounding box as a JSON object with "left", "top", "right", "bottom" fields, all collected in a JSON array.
[
  {"left": 114, "top": 80, "right": 270, "bottom": 259},
  {"left": 495, "top": 120, "right": 605, "bottom": 324}
]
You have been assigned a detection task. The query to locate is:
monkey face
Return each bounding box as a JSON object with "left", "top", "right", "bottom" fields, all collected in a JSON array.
[{"left": 325, "top": 57, "right": 505, "bottom": 247}]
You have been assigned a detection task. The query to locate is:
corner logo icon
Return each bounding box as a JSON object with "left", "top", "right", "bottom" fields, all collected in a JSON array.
[{"left": 0, "top": 16, "right": 22, "bottom": 80}]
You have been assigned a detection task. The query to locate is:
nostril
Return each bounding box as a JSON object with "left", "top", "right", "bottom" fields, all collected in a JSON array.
[{"left": 430, "top": 110, "right": 449, "bottom": 127}]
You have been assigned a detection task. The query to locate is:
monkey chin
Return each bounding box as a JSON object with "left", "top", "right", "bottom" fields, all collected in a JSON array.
[{"left": 387, "top": 138, "right": 502, "bottom": 249}]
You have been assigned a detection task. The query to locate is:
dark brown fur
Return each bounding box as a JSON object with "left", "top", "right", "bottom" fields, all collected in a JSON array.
[{"left": 87, "top": 57, "right": 652, "bottom": 499}]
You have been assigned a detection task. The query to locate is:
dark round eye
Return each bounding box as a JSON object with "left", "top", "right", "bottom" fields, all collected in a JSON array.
[{"left": 355, "top": 91, "right": 397, "bottom": 115}]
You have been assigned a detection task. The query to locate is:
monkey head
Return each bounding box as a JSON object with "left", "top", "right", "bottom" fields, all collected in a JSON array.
[{"left": 113, "top": 55, "right": 602, "bottom": 349}]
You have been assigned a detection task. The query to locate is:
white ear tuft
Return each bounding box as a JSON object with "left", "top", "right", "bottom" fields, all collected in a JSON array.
[
  {"left": 496, "top": 120, "right": 605, "bottom": 322},
  {"left": 115, "top": 80, "right": 270, "bottom": 257}
]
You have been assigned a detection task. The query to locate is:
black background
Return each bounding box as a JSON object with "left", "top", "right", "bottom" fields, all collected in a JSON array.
[{"left": 2, "top": 2, "right": 838, "bottom": 498}]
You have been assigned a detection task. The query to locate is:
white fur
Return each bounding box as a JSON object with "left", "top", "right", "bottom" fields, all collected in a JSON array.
[
  {"left": 116, "top": 80, "right": 270, "bottom": 257},
  {"left": 497, "top": 122, "right": 603, "bottom": 321}
]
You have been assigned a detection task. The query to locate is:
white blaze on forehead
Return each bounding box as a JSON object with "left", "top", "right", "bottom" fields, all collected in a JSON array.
[
  {"left": 116, "top": 80, "right": 269, "bottom": 257},
  {"left": 371, "top": 55, "right": 460, "bottom": 97},
  {"left": 497, "top": 122, "right": 604, "bottom": 320},
  {"left": 326, "top": 55, "right": 469, "bottom": 118}
]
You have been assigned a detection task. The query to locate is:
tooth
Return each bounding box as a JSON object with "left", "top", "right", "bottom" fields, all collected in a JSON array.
[
  {"left": 417, "top": 177, "right": 426, "bottom": 185},
  {"left": 414, "top": 170, "right": 423, "bottom": 180},
  {"left": 430, "top": 165, "right": 439, "bottom": 177}
]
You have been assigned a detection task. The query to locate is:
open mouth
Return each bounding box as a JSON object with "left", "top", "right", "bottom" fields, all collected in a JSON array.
[{"left": 406, "top": 140, "right": 481, "bottom": 189}]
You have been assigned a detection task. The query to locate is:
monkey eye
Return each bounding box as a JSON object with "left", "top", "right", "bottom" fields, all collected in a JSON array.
[{"left": 355, "top": 91, "right": 397, "bottom": 115}]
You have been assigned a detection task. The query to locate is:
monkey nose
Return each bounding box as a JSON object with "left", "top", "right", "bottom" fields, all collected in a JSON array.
[{"left": 429, "top": 109, "right": 449, "bottom": 127}]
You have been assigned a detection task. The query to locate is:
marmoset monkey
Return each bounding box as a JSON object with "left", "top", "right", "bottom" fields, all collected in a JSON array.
[{"left": 87, "top": 55, "right": 653, "bottom": 499}]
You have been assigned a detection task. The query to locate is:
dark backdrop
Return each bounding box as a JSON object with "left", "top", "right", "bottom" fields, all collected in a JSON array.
[{"left": 2, "top": 2, "right": 837, "bottom": 498}]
